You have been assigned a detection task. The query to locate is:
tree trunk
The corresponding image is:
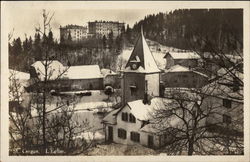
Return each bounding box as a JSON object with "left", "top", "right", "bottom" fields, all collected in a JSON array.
[
  {"left": 188, "top": 141, "right": 194, "bottom": 155},
  {"left": 42, "top": 90, "right": 46, "bottom": 154}
]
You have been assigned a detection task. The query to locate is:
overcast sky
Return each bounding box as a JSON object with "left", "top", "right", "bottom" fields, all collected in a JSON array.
[
  {"left": 5, "top": 2, "right": 177, "bottom": 41},
  {"left": 4, "top": 1, "right": 246, "bottom": 41}
]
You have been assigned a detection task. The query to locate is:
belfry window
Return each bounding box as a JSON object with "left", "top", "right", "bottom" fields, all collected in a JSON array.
[{"left": 130, "top": 83, "right": 137, "bottom": 96}]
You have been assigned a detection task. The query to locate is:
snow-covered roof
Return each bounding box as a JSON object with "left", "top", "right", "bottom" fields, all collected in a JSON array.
[
  {"left": 127, "top": 98, "right": 165, "bottom": 121},
  {"left": 124, "top": 29, "right": 160, "bottom": 73},
  {"left": 165, "top": 52, "right": 200, "bottom": 60},
  {"left": 102, "top": 109, "right": 120, "bottom": 124},
  {"left": 165, "top": 65, "right": 208, "bottom": 78},
  {"left": 101, "top": 68, "right": 117, "bottom": 77},
  {"left": 66, "top": 65, "right": 103, "bottom": 79},
  {"left": 9, "top": 69, "right": 30, "bottom": 80},
  {"left": 31, "top": 60, "right": 67, "bottom": 81},
  {"left": 31, "top": 60, "right": 103, "bottom": 80}
]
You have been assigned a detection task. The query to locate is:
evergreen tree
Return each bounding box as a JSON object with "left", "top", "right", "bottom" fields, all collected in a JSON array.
[
  {"left": 33, "top": 33, "right": 42, "bottom": 60},
  {"left": 12, "top": 37, "right": 22, "bottom": 56},
  {"left": 108, "top": 30, "right": 114, "bottom": 49},
  {"left": 102, "top": 35, "right": 107, "bottom": 48}
]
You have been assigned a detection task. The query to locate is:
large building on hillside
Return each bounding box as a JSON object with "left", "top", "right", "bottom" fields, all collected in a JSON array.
[
  {"left": 88, "top": 21, "right": 125, "bottom": 38},
  {"left": 60, "top": 25, "right": 88, "bottom": 42}
]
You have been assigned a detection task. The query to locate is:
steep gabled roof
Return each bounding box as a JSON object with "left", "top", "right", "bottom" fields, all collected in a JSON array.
[
  {"left": 124, "top": 28, "right": 160, "bottom": 73},
  {"left": 102, "top": 108, "right": 120, "bottom": 125}
]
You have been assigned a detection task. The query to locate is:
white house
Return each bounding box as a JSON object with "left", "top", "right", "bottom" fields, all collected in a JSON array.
[{"left": 102, "top": 97, "right": 179, "bottom": 148}]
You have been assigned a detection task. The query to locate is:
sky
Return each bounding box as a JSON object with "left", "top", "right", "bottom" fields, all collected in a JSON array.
[
  {"left": 4, "top": 2, "right": 177, "bottom": 41},
  {"left": 4, "top": 1, "right": 246, "bottom": 42}
]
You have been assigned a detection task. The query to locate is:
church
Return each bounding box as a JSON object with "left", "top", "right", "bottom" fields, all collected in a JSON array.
[{"left": 102, "top": 28, "right": 175, "bottom": 148}]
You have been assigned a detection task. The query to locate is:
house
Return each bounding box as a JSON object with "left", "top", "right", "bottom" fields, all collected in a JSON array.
[
  {"left": 102, "top": 97, "right": 180, "bottom": 148},
  {"left": 164, "top": 51, "right": 200, "bottom": 69},
  {"left": 121, "top": 28, "right": 161, "bottom": 105},
  {"left": 161, "top": 64, "right": 208, "bottom": 88},
  {"left": 201, "top": 66, "right": 243, "bottom": 136},
  {"left": 29, "top": 60, "right": 103, "bottom": 91}
]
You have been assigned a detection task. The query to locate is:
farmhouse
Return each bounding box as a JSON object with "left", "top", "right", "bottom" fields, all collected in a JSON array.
[
  {"left": 164, "top": 51, "right": 200, "bottom": 69},
  {"left": 29, "top": 60, "right": 103, "bottom": 91},
  {"left": 161, "top": 64, "right": 208, "bottom": 88}
]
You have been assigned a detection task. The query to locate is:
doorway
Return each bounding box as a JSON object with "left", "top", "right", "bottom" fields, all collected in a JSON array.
[
  {"left": 108, "top": 126, "right": 113, "bottom": 142},
  {"left": 148, "top": 135, "right": 154, "bottom": 148}
]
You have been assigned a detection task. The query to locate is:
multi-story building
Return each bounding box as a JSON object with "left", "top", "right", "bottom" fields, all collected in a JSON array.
[
  {"left": 88, "top": 21, "right": 125, "bottom": 38},
  {"left": 59, "top": 25, "right": 88, "bottom": 42}
]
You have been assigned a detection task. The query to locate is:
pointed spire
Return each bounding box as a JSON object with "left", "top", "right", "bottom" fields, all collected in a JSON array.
[
  {"left": 124, "top": 25, "right": 160, "bottom": 73},
  {"left": 141, "top": 25, "right": 143, "bottom": 36}
]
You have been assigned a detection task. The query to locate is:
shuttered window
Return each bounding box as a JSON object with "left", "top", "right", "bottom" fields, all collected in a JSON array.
[
  {"left": 130, "top": 132, "right": 140, "bottom": 142},
  {"left": 118, "top": 128, "right": 127, "bottom": 139},
  {"left": 122, "top": 112, "right": 128, "bottom": 121},
  {"left": 129, "top": 113, "right": 136, "bottom": 123}
]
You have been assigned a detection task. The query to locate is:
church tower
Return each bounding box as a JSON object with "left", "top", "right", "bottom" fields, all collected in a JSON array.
[{"left": 122, "top": 27, "right": 161, "bottom": 105}]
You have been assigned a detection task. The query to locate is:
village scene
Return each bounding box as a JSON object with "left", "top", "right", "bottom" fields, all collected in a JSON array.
[{"left": 7, "top": 7, "right": 243, "bottom": 156}]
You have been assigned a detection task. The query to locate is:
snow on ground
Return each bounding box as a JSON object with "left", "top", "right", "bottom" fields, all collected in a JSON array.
[
  {"left": 85, "top": 143, "right": 157, "bottom": 156},
  {"left": 74, "top": 131, "right": 104, "bottom": 142}
]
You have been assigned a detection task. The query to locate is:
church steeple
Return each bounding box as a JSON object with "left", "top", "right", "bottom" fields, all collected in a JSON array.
[
  {"left": 125, "top": 26, "right": 160, "bottom": 73},
  {"left": 122, "top": 27, "right": 161, "bottom": 105}
]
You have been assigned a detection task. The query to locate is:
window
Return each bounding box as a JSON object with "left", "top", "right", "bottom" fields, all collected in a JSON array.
[
  {"left": 223, "top": 114, "right": 232, "bottom": 124},
  {"left": 223, "top": 99, "right": 232, "bottom": 108},
  {"left": 130, "top": 132, "right": 140, "bottom": 142},
  {"left": 129, "top": 114, "right": 136, "bottom": 123},
  {"left": 130, "top": 84, "right": 137, "bottom": 96},
  {"left": 118, "top": 128, "right": 127, "bottom": 139},
  {"left": 122, "top": 112, "right": 128, "bottom": 121}
]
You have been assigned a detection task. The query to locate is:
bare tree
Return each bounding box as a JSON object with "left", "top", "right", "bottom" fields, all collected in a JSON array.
[
  {"left": 9, "top": 70, "right": 32, "bottom": 154},
  {"left": 19, "top": 9, "right": 98, "bottom": 155},
  {"left": 151, "top": 85, "right": 243, "bottom": 155}
]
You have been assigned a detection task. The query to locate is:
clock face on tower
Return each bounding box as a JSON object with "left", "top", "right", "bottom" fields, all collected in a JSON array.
[{"left": 131, "top": 63, "right": 138, "bottom": 70}]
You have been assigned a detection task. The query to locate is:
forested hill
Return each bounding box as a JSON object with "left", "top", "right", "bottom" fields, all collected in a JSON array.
[{"left": 126, "top": 9, "right": 243, "bottom": 52}]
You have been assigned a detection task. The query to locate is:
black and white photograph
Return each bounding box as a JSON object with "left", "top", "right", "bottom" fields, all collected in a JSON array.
[{"left": 1, "top": 1, "right": 249, "bottom": 162}]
